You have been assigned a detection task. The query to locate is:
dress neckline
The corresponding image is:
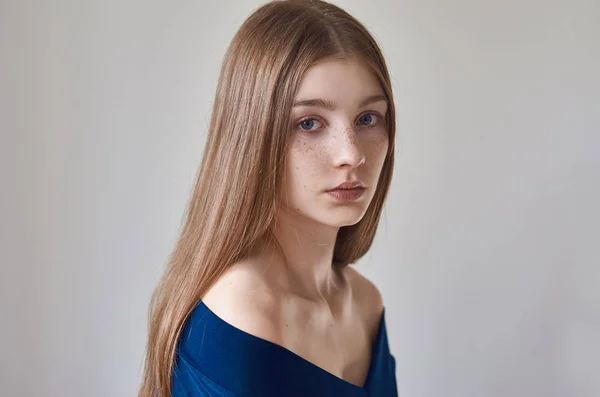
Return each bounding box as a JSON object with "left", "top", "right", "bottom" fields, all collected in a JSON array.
[{"left": 194, "top": 299, "right": 387, "bottom": 392}]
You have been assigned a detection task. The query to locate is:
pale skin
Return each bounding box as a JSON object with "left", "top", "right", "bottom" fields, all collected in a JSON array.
[{"left": 202, "top": 57, "right": 390, "bottom": 387}]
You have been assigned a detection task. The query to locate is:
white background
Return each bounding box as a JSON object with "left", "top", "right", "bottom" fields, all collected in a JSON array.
[{"left": 1, "top": 0, "right": 599, "bottom": 396}]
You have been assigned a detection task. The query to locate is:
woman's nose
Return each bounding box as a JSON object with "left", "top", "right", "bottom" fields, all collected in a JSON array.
[{"left": 330, "top": 126, "right": 366, "bottom": 169}]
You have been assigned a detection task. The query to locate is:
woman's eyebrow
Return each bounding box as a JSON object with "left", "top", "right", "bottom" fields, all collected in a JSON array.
[{"left": 293, "top": 94, "right": 387, "bottom": 110}]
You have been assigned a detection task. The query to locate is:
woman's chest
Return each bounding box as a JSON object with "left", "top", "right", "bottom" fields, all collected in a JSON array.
[{"left": 278, "top": 302, "right": 374, "bottom": 387}]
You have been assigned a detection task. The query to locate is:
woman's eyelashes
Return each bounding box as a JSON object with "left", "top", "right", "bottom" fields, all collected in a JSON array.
[
  {"left": 297, "top": 118, "right": 323, "bottom": 131},
  {"left": 295, "top": 112, "right": 383, "bottom": 132}
]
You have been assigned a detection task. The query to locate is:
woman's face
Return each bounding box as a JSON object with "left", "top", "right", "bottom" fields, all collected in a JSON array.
[{"left": 281, "top": 57, "right": 390, "bottom": 228}]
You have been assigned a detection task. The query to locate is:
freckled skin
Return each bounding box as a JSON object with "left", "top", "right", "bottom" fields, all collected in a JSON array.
[{"left": 282, "top": 58, "right": 390, "bottom": 227}]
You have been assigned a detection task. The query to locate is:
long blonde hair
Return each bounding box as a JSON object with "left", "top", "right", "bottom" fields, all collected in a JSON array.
[{"left": 137, "top": 0, "right": 396, "bottom": 395}]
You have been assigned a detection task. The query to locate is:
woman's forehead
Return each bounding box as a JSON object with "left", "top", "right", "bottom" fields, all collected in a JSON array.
[{"left": 294, "top": 58, "right": 384, "bottom": 107}]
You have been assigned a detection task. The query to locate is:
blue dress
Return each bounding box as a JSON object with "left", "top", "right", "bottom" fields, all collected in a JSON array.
[{"left": 172, "top": 300, "right": 398, "bottom": 396}]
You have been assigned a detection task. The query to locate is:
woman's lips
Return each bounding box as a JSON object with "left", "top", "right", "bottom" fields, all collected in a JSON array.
[{"left": 326, "top": 187, "right": 366, "bottom": 201}]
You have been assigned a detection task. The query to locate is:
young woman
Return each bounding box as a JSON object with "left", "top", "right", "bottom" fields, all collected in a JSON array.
[{"left": 138, "top": 0, "right": 398, "bottom": 396}]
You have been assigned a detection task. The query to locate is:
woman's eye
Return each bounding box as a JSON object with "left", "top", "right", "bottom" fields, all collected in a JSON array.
[
  {"left": 296, "top": 113, "right": 380, "bottom": 132},
  {"left": 298, "top": 118, "right": 322, "bottom": 131},
  {"left": 358, "top": 113, "right": 379, "bottom": 126}
]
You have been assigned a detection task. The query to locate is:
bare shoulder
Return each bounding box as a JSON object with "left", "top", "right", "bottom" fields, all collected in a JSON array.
[
  {"left": 201, "top": 261, "right": 283, "bottom": 344},
  {"left": 343, "top": 265, "right": 384, "bottom": 332}
]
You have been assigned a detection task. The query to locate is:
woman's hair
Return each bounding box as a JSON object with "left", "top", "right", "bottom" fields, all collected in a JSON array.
[{"left": 137, "top": 0, "right": 396, "bottom": 395}]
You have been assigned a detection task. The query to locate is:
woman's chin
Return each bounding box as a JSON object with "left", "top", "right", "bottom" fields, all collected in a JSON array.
[{"left": 321, "top": 207, "right": 368, "bottom": 227}]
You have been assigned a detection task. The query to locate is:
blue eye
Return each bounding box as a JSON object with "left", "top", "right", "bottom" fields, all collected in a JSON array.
[
  {"left": 359, "top": 113, "right": 378, "bottom": 126},
  {"left": 298, "top": 118, "right": 322, "bottom": 131}
]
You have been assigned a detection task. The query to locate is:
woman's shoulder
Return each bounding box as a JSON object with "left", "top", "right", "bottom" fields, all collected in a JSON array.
[
  {"left": 175, "top": 264, "right": 284, "bottom": 397},
  {"left": 342, "top": 265, "right": 385, "bottom": 339},
  {"left": 200, "top": 261, "right": 285, "bottom": 345},
  {"left": 343, "top": 265, "right": 383, "bottom": 307}
]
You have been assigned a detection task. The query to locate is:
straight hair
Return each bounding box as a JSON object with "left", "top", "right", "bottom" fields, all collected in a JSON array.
[{"left": 137, "top": 1, "right": 396, "bottom": 395}]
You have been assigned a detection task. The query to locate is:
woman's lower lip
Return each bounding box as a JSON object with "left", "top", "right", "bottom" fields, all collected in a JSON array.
[{"left": 327, "top": 187, "right": 366, "bottom": 201}]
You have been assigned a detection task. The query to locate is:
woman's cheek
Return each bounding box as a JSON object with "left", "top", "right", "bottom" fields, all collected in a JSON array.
[
  {"left": 363, "top": 131, "right": 389, "bottom": 164},
  {"left": 288, "top": 138, "right": 323, "bottom": 189}
]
